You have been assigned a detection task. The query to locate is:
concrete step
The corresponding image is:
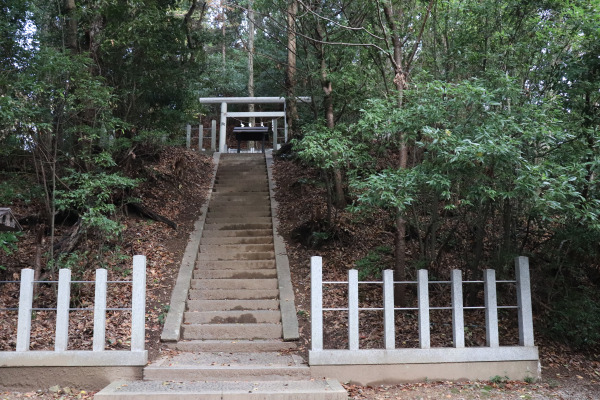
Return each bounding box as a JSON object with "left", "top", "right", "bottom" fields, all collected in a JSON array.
[
  {"left": 207, "top": 210, "right": 271, "bottom": 218},
  {"left": 188, "top": 288, "right": 279, "bottom": 300},
  {"left": 194, "top": 269, "right": 277, "bottom": 279},
  {"left": 190, "top": 278, "right": 278, "bottom": 290},
  {"left": 196, "top": 251, "right": 274, "bottom": 261},
  {"left": 184, "top": 310, "right": 281, "bottom": 324},
  {"left": 200, "top": 236, "right": 273, "bottom": 245},
  {"left": 203, "top": 223, "right": 272, "bottom": 231},
  {"left": 165, "top": 339, "right": 296, "bottom": 353},
  {"left": 204, "top": 217, "right": 273, "bottom": 225},
  {"left": 199, "top": 244, "right": 274, "bottom": 253},
  {"left": 196, "top": 260, "right": 276, "bottom": 270},
  {"left": 197, "top": 259, "right": 276, "bottom": 269},
  {"left": 208, "top": 204, "right": 271, "bottom": 211},
  {"left": 186, "top": 299, "right": 279, "bottom": 312},
  {"left": 182, "top": 323, "right": 282, "bottom": 340},
  {"left": 96, "top": 379, "right": 346, "bottom": 400},
  {"left": 201, "top": 229, "right": 273, "bottom": 238}
]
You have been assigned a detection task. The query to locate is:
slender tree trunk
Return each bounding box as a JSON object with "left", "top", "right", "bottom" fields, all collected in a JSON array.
[
  {"left": 64, "top": 0, "right": 77, "bottom": 52},
  {"left": 221, "top": 0, "right": 226, "bottom": 68},
  {"left": 395, "top": 211, "right": 407, "bottom": 306},
  {"left": 286, "top": 0, "right": 298, "bottom": 137}
]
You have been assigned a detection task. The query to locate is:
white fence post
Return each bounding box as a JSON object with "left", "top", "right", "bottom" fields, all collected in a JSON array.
[
  {"left": 348, "top": 269, "right": 359, "bottom": 351},
  {"left": 211, "top": 120, "right": 217, "bottom": 151},
  {"left": 311, "top": 256, "right": 323, "bottom": 351},
  {"left": 186, "top": 124, "right": 191, "bottom": 149},
  {"left": 515, "top": 256, "right": 534, "bottom": 346},
  {"left": 272, "top": 119, "right": 278, "bottom": 150},
  {"left": 199, "top": 124, "right": 204, "bottom": 151},
  {"left": 383, "top": 269, "right": 395, "bottom": 349},
  {"left": 16, "top": 268, "right": 34, "bottom": 352},
  {"left": 451, "top": 269, "right": 465, "bottom": 348},
  {"left": 484, "top": 269, "right": 499, "bottom": 347},
  {"left": 131, "top": 255, "right": 146, "bottom": 352},
  {"left": 93, "top": 268, "right": 108, "bottom": 351},
  {"left": 55, "top": 269, "right": 71, "bottom": 352},
  {"left": 219, "top": 102, "right": 227, "bottom": 153},
  {"left": 417, "top": 269, "right": 430, "bottom": 349}
]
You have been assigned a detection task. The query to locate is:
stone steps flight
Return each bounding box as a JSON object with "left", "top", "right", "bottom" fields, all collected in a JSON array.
[{"left": 95, "top": 152, "right": 346, "bottom": 399}]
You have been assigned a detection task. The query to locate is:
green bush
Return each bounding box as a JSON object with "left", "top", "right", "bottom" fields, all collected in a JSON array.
[
  {"left": 546, "top": 289, "right": 600, "bottom": 349},
  {"left": 355, "top": 246, "right": 392, "bottom": 280}
]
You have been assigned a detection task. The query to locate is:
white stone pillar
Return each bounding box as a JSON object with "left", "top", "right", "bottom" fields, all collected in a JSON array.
[
  {"left": 515, "top": 257, "right": 534, "bottom": 346},
  {"left": 383, "top": 269, "right": 395, "bottom": 349},
  {"left": 211, "top": 120, "right": 217, "bottom": 151},
  {"left": 186, "top": 124, "right": 191, "bottom": 149},
  {"left": 348, "top": 269, "right": 359, "bottom": 351},
  {"left": 16, "top": 268, "right": 34, "bottom": 352},
  {"left": 310, "top": 256, "right": 323, "bottom": 351},
  {"left": 93, "top": 268, "right": 108, "bottom": 351},
  {"left": 55, "top": 268, "right": 71, "bottom": 352},
  {"left": 131, "top": 255, "right": 147, "bottom": 352},
  {"left": 272, "top": 119, "right": 278, "bottom": 150},
  {"left": 484, "top": 269, "right": 499, "bottom": 347},
  {"left": 199, "top": 124, "right": 204, "bottom": 151},
  {"left": 451, "top": 269, "right": 465, "bottom": 348},
  {"left": 219, "top": 102, "right": 227, "bottom": 153},
  {"left": 417, "top": 269, "right": 430, "bottom": 349}
]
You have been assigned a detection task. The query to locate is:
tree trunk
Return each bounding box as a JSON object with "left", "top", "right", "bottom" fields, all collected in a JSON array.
[
  {"left": 395, "top": 211, "right": 407, "bottom": 306},
  {"left": 64, "top": 0, "right": 77, "bottom": 52},
  {"left": 286, "top": 0, "right": 298, "bottom": 137},
  {"left": 221, "top": 0, "right": 226, "bottom": 68}
]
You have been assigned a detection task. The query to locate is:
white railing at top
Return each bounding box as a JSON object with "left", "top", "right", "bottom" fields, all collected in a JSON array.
[
  {"left": 309, "top": 256, "right": 537, "bottom": 366},
  {"left": 0, "top": 255, "right": 147, "bottom": 367}
]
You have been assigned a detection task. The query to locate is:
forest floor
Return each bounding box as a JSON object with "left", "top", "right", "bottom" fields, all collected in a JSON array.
[{"left": 0, "top": 148, "right": 599, "bottom": 399}]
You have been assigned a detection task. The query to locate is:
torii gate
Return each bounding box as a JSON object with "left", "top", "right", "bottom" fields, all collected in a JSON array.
[{"left": 199, "top": 97, "right": 311, "bottom": 153}]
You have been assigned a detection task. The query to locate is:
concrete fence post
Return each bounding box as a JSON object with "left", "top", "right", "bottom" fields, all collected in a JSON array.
[
  {"left": 348, "top": 269, "right": 359, "bottom": 351},
  {"left": 417, "top": 269, "right": 430, "bottom": 349},
  {"left": 199, "top": 124, "right": 204, "bottom": 151},
  {"left": 93, "top": 268, "right": 108, "bottom": 351},
  {"left": 131, "top": 255, "right": 146, "bottom": 352},
  {"left": 515, "top": 256, "right": 534, "bottom": 346},
  {"left": 16, "top": 268, "right": 34, "bottom": 352},
  {"left": 55, "top": 269, "right": 71, "bottom": 352},
  {"left": 272, "top": 119, "right": 278, "bottom": 150},
  {"left": 383, "top": 269, "right": 395, "bottom": 349},
  {"left": 211, "top": 120, "right": 217, "bottom": 151},
  {"left": 451, "top": 269, "right": 465, "bottom": 348},
  {"left": 310, "top": 256, "right": 323, "bottom": 351},
  {"left": 186, "top": 124, "right": 191, "bottom": 149},
  {"left": 219, "top": 102, "right": 227, "bottom": 153},
  {"left": 484, "top": 269, "right": 499, "bottom": 347}
]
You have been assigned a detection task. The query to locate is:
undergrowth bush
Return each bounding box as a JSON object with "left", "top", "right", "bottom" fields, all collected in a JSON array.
[{"left": 546, "top": 289, "right": 600, "bottom": 349}]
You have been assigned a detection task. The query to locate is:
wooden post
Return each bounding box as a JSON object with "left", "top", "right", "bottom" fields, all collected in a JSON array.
[{"left": 311, "top": 256, "right": 323, "bottom": 351}]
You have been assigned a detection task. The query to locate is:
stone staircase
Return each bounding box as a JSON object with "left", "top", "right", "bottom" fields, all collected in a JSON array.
[{"left": 95, "top": 153, "right": 346, "bottom": 399}]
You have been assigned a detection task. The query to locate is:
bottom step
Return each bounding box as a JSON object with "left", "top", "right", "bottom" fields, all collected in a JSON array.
[
  {"left": 165, "top": 339, "right": 297, "bottom": 352},
  {"left": 95, "top": 379, "right": 347, "bottom": 400}
]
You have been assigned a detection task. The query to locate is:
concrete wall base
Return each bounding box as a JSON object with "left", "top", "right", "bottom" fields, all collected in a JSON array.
[
  {"left": 311, "top": 360, "right": 541, "bottom": 386},
  {"left": 0, "top": 366, "right": 143, "bottom": 391}
]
